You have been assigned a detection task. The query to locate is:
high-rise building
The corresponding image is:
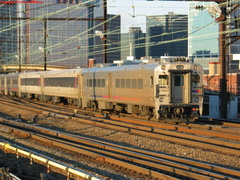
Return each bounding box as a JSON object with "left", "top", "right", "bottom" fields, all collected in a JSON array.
[
  {"left": 0, "top": 0, "right": 104, "bottom": 68},
  {"left": 147, "top": 0, "right": 179, "bottom": 1},
  {"left": 0, "top": 4, "right": 17, "bottom": 65},
  {"left": 188, "top": 2, "right": 219, "bottom": 61},
  {"left": 228, "top": 3, "right": 240, "bottom": 54},
  {"left": 121, "top": 27, "right": 145, "bottom": 60},
  {"left": 94, "top": 14, "right": 121, "bottom": 64},
  {"left": 146, "top": 13, "right": 188, "bottom": 58}
]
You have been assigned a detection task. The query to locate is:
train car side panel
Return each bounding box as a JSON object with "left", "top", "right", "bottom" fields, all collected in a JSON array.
[
  {"left": 41, "top": 69, "right": 83, "bottom": 105},
  {"left": 0, "top": 75, "right": 5, "bottom": 95}
]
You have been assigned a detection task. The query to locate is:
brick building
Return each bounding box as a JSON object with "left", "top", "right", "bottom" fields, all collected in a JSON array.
[{"left": 203, "top": 62, "right": 240, "bottom": 96}]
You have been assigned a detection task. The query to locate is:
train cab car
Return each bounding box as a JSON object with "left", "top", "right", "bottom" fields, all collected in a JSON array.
[
  {"left": 5, "top": 73, "right": 20, "bottom": 97},
  {"left": 82, "top": 59, "right": 203, "bottom": 122},
  {"left": 41, "top": 69, "right": 83, "bottom": 106},
  {"left": 156, "top": 59, "right": 203, "bottom": 121}
]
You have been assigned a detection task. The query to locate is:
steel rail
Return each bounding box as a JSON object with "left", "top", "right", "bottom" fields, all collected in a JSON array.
[
  {"left": 2, "top": 96, "right": 240, "bottom": 141},
  {"left": 0, "top": 124, "right": 178, "bottom": 180},
  {"left": 0, "top": 98, "right": 240, "bottom": 157},
  {"left": 3, "top": 96, "right": 240, "bottom": 139},
  {"left": 0, "top": 141, "right": 103, "bottom": 180},
  {"left": 1, "top": 122, "right": 239, "bottom": 180}
]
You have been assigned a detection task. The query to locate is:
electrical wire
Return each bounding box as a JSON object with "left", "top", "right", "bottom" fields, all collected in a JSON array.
[{"left": 0, "top": 0, "right": 239, "bottom": 67}]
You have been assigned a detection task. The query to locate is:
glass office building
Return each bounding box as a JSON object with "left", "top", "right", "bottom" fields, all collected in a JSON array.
[
  {"left": 121, "top": 27, "right": 145, "bottom": 60},
  {"left": 0, "top": 0, "right": 104, "bottom": 68},
  {"left": 188, "top": 2, "right": 219, "bottom": 60},
  {"left": 0, "top": 4, "right": 17, "bottom": 65},
  {"left": 94, "top": 14, "right": 121, "bottom": 64},
  {"left": 229, "top": 5, "right": 240, "bottom": 54},
  {"left": 146, "top": 13, "right": 188, "bottom": 57}
]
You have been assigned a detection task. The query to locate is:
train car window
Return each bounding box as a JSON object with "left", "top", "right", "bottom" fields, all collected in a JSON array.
[
  {"left": 138, "top": 79, "right": 143, "bottom": 89},
  {"left": 116, "top": 79, "right": 120, "bottom": 88},
  {"left": 44, "top": 77, "right": 75, "bottom": 87},
  {"left": 87, "top": 79, "right": 93, "bottom": 87},
  {"left": 89, "top": 79, "right": 93, "bottom": 87},
  {"left": 92, "top": 79, "right": 96, "bottom": 87},
  {"left": 150, "top": 76, "right": 153, "bottom": 87},
  {"left": 121, "top": 79, "right": 125, "bottom": 88},
  {"left": 12, "top": 79, "right": 18, "bottom": 85},
  {"left": 158, "top": 75, "right": 168, "bottom": 86},
  {"left": 101, "top": 79, "right": 105, "bottom": 87},
  {"left": 126, "top": 79, "right": 131, "bottom": 89},
  {"left": 7, "top": 79, "right": 11, "bottom": 85},
  {"left": 192, "top": 74, "right": 200, "bottom": 85},
  {"left": 132, "top": 79, "right": 137, "bottom": 89},
  {"left": 96, "top": 79, "right": 100, "bottom": 87},
  {"left": 175, "top": 75, "right": 184, "bottom": 86},
  {"left": 21, "top": 78, "right": 38, "bottom": 86}
]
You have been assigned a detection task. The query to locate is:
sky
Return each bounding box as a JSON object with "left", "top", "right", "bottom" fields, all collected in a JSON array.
[{"left": 107, "top": 0, "right": 189, "bottom": 32}]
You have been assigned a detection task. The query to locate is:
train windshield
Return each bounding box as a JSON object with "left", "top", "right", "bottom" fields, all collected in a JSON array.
[
  {"left": 192, "top": 74, "right": 200, "bottom": 86},
  {"left": 158, "top": 75, "right": 168, "bottom": 86}
]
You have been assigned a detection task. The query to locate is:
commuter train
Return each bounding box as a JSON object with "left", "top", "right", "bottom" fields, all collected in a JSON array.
[{"left": 0, "top": 59, "right": 204, "bottom": 122}]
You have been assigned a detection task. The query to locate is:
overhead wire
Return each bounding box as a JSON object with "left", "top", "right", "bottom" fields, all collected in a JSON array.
[
  {"left": 0, "top": 0, "right": 239, "bottom": 67},
  {"left": 0, "top": 1, "right": 99, "bottom": 64}
]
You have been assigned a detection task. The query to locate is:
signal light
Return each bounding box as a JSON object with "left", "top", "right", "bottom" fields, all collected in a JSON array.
[{"left": 195, "top": 5, "right": 204, "bottom": 10}]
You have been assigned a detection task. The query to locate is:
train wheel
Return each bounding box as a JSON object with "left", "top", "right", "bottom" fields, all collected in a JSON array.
[{"left": 146, "top": 115, "right": 151, "bottom": 121}]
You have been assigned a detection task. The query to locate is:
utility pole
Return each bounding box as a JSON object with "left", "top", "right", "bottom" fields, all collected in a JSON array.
[
  {"left": 103, "top": 0, "right": 107, "bottom": 63},
  {"left": 0, "top": 1, "right": 105, "bottom": 70},
  {"left": 216, "top": 1, "right": 239, "bottom": 118},
  {"left": 218, "top": 7, "right": 228, "bottom": 119},
  {"left": 193, "top": 0, "right": 239, "bottom": 119},
  {"left": 44, "top": 18, "right": 47, "bottom": 71},
  {"left": 18, "top": 18, "right": 21, "bottom": 73},
  {"left": 87, "top": 4, "right": 95, "bottom": 60}
]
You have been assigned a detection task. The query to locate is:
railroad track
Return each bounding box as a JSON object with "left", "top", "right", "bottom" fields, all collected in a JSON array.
[
  {"left": 3, "top": 95, "right": 240, "bottom": 126},
  {"left": 2, "top": 96, "right": 240, "bottom": 133},
  {"left": 0, "top": 96, "right": 240, "bottom": 157},
  {"left": 0, "top": 118, "right": 239, "bottom": 180},
  {"left": 0, "top": 141, "right": 103, "bottom": 180}
]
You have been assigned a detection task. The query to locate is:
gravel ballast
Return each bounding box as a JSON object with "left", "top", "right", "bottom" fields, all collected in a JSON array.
[{"left": 0, "top": 103, "right": 239, "bottom": 179}]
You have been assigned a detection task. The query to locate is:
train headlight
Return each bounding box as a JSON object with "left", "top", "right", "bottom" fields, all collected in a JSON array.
[
  {"left": 176, "top": 65, "right": 184, "bottom": 69},
  {"left": 161, "top": 65, "right": 166, "bottom": 70},
  {"left": 194, "top": 65, "right": 197, "bottom": 70},
  {"left": 195, "top": 97, "right": 199, "bottom": 102},
  {"left": 159, "top": 97, "right": 164, "bottom": 102}
]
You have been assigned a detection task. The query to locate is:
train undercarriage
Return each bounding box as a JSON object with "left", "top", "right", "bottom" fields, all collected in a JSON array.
[
  {"left": 158, "top": 105, "right": 199, "bottom": 123},
  {"left": 18, "top": 92, "right": 199, "bottom": 123}
]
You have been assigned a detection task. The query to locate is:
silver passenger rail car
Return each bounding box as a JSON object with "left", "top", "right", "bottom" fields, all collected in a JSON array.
[
  {"left": 82, "top": 59, "right": 203, "bottom": 122},
  {"left": 0, "top": 74, "right": 5, "bottom": 95},
  {"left": 156, "top": 59, "right": 203, "bottom": 122},
  {"left": 2, "top": 59, "right": 203, "bottom": 123}
]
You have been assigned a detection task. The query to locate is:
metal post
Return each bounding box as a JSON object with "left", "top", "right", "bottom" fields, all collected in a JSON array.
[
  {"left": 103, "top": 0, "right": 107, "bottom": 63},
  {"left": 219, "top": 7, "right": 227, "bottom": 119},
  {"left": 44, "top": 18, "right": 47, "bottom": 71},
  {"left": 88, "top": 5, "right": 94, "bottom": 59},
  {"left": 18, "top": 18, "right": 21, "bottom": 72}
]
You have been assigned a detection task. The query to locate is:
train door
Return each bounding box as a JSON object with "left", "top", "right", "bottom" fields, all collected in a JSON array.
[
  {"left": 171, "top": 72, "right": 191, "bottom": 103},
  {"left": 40, "top": 75, "right": 44, "bottom": 96},
  {"left": 108, "top": 73, "right": 112, "bottom": 99},
  {"left": 78, "top": 74, "right": 83, "bottom": 107}
]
